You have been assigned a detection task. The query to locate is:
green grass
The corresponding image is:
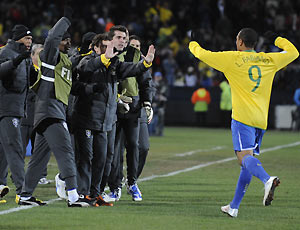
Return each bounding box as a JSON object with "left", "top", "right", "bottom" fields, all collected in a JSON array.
[{"left": 0, "top": 127, "right": 299, "bottom": 230}]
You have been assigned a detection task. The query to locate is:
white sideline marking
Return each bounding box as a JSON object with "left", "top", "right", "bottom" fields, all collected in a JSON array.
[
  {"left": 0, "top": 198, "right": 61, "bottom": 215},
  {"left": 1, "top": 141, "right": 299, "bottom": 215},
  {"left": 139, "top": 157, "right": 236, "bottom": 182},
  {"left": 175, "top": 146, "right": 226, "bottom": 157},
  {"left": 140, "top": 141, "right": 300, "bottom": 182},
  {"left": 260, "top": 141, "right": 300, "bottom": 153}
]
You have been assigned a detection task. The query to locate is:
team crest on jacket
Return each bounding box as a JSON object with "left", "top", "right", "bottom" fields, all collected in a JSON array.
[
  {"left": 62, "top": 122, "right": 69, "bottom": 131},
  {"left": 12, "top": 118, "right": 19, "bottom": 128},
  {"left": 86, "top": 130, "right": 92, "bottom": 138}
]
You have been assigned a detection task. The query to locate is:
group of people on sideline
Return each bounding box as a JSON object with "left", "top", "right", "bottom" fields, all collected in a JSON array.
[{"left": 0, "top": 5, "right": 157, "bottom": 207}]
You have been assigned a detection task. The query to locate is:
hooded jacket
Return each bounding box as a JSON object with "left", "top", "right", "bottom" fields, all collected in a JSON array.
[{"left": 0, "top": 40, "right": 30, "bottom": 119}]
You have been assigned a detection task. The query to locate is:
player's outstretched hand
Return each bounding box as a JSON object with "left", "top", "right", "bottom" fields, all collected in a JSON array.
[
  {"left": 64, "top": 5, "right": 73, "bottom": 22},
  {"left": 144, "top": 45, "right": 155, "bottom": 64},
  {"left": 13, "top": 50, "right": 31, "bottom": 67},
  {"left": 264, "top": 31, "right": 278, "bottom": 45},
  {"left": 104, "top": 41, "right": 118, "bottom": 59},
  {"left": 191, "top": 29, "right": 202, "bottom": 44}
]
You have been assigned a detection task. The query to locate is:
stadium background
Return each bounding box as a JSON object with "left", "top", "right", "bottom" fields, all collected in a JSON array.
[{"left": 1, "top": 0, "right": 299, "bottom": 128}]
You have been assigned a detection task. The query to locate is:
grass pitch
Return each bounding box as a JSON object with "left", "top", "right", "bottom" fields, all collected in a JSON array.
[{"left": 0, "top": 127, "right": 299, "bottom": 230}]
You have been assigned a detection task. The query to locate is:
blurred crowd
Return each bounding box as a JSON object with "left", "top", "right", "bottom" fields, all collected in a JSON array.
[{"left": 1, "top": 0, "right": 300, "bottom": 91}]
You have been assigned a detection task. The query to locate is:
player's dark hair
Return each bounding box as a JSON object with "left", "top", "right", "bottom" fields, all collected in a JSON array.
[
  {"left": 91, "top": 33, "right": 109, "bottom": 49},
  {"left": 108, "top": 25, "right": 127, "bottom": 40},
  {"left": 239, "top": 28, "right": 258, "bottom": 48},
  {"left": 129, "top": 35, "right": 141, "bottom": 44}
]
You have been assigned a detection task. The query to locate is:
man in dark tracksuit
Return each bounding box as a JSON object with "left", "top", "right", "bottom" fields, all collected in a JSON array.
[
  {"left": 126, "top": 36, "right": 155, "bottom": 179},
  {"left": 18, "top": 7, "right": 93, "bottom": 207},
  {"left": 54, "top": 32, "right": 103, "bottom": 201},
  {"left": 108, "top": 34, "right": 153, "bottom": 202},
  {"left": 0, "top": 25, "right": 32, "bottom": 199},
  {"left": 72, "top": 33, "right": 155, "bottom": 206},
  {"left": 20, "top": 44, "right": 51, "bottom": 185}
]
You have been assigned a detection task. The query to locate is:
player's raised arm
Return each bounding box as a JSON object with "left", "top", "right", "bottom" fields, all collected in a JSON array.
[
  {"left": 264, "top": 31, "right": 299, "bottom": 71},
  {"left": 188, "top": 29, "right": 231, "bottom": 73}
]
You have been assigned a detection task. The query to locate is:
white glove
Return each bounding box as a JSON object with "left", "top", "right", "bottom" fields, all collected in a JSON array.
[
  {"left": 143, "top": 101, "right": 153, "bottom": 124},
  {"left": 118, "top": 99, "right": 130, "bottom": 114}
]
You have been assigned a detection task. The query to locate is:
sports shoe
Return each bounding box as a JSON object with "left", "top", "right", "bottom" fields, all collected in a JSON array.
[
  {"left": 221, "top": 204, "right": 238, "bottom": 218},
  {"left": 67, "top": 195, "right": 95, "bottom": 207},
  {"left": 55, "top": 174, "right": 67, "bottom": 199},
  {"left": 108, "top": 188, "right": 122, "bottom": 202},
  {"left": 128, "top": 183, "right": 142, "bottom": 201},
  {"left": 0, "top": 185, "right": 9, "bottom": 198},
  {"left": 94, "top": 195, "right": 113, "bottom": 207},
  {"left": 18, "top": 196, "right": 47, "bottom": 206},
  {"left": 38, "top": 177, "right": 51, "bottom": 185},
  {"left": 263, "top": 176, "right": 280, "bottom": 206},
  {"left": 101, "top": 192, "right": 117, "bottom": 203}
]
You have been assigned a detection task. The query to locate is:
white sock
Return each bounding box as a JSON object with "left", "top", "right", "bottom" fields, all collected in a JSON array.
[
  {"left": 67, "top": 189, "right": 79, "bottom": 203},
  {"left": 20, "top": 196, "right": 31, "bottom": 201}
]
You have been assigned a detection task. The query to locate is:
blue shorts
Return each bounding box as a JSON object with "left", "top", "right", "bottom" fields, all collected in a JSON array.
[{"left": 231, "top": 119, "right": 265, "bottom": 155}]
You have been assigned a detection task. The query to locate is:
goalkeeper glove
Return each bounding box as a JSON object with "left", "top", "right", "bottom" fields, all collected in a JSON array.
[
  {"left": 143, "top": 101, "right": 153, "bottom": 124},
  {"left": 117, "top": 98, "right": 130, "bottom": 114}
]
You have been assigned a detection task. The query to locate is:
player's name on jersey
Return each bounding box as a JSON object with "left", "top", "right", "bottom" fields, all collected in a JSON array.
[{"left": 242, "top": 55, "right": 270, "bottom": 64}]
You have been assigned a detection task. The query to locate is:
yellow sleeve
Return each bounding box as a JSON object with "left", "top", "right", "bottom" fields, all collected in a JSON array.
[
  {"left": 143, "top": 60, "right": 152, "bottom": 68},
  {"left": 189, "top": 41, "right": 232, "bottom": 73},
  {"left": 101, "top": 54, "right": 111, "bottom": 68},
  {"left": 269, "top": 37, "right": 299, "bottom": 71}
]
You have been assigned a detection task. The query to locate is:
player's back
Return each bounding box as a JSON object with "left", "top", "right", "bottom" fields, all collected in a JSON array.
[
  {"left": 225, "top": 50, "right": 279, "bottom": 129},
  {"left": 189, "top": 37, "right": 299, "bottom": 129}
]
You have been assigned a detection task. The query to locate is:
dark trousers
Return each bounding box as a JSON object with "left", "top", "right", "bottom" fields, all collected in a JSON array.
[
  {"left": 99, "top": 123, "right": 116, "bottom": 193},
  {"left": 108, "top": 127, "right": 125, "bottom": 191},
  {"left": 21, "top": 120, "right": 77, "bottom": 197},
  {"left": 109, "top": 117, "right": 140, "bottom": 189},
  {"left": 74, "top": 128, "right": 108, "bottom": 197},
  {"left": 0, "top": 117, "right": 25, "bottom": 194},
  {"left": 137, "top": 121, "right": 150, "bottom": 178},
  {"left": 20, "top": 125, "right": 48, "bottom": 178},
  {"left": 20, "top": 125, "right": 34, "bottom": 157}
]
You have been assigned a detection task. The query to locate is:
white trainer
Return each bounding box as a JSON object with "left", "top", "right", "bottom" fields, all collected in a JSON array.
[
  {"left": 55, "top": 174, "right": 67, "bottom": 199},
  {"left": 0, "top": 185, "right": 9, "bottom": 198},
  {"left": 101, "top": 192, "right": 117, "bottom": 203},
  {"left": 263, "top": 176, "right": 280, "bottom": 206},
  {"left": 221, "top": 204, "right": 238, "bottom": 218}
]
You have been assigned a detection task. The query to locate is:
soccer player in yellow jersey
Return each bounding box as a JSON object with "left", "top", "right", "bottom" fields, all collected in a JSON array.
[{"left": 189, "top": 28, "right": 299, "bottom": 217}]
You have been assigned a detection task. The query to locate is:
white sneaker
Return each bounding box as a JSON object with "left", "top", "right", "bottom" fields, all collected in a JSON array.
[
  {"left": 128, "top": 184, "right": 142, "bottom": 201},
  {"left": 101, "top": 192, "right": 117, "bottom": 203},
  {"left": 0, "top": 185, "right": 9, "bottom": 198},
  {"left": 108, "top": 188, "right": 122, "bottom": 202},
  {"left": 38, "top": 177, "right": 51, "bottom": 185},
  {"left": 221, "top": 204, "right": 238, "bottom": 218},
  {"left": 55, "top": 174, "right": 67, "bottom": 199},
  {"left": 263, "top": 176, "right": 280, "bottom": 206}
]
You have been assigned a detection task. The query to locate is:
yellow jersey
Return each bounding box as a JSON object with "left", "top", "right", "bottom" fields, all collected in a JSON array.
[{"left": 189, "top": 37, "right": 299, "bottom": 129}]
